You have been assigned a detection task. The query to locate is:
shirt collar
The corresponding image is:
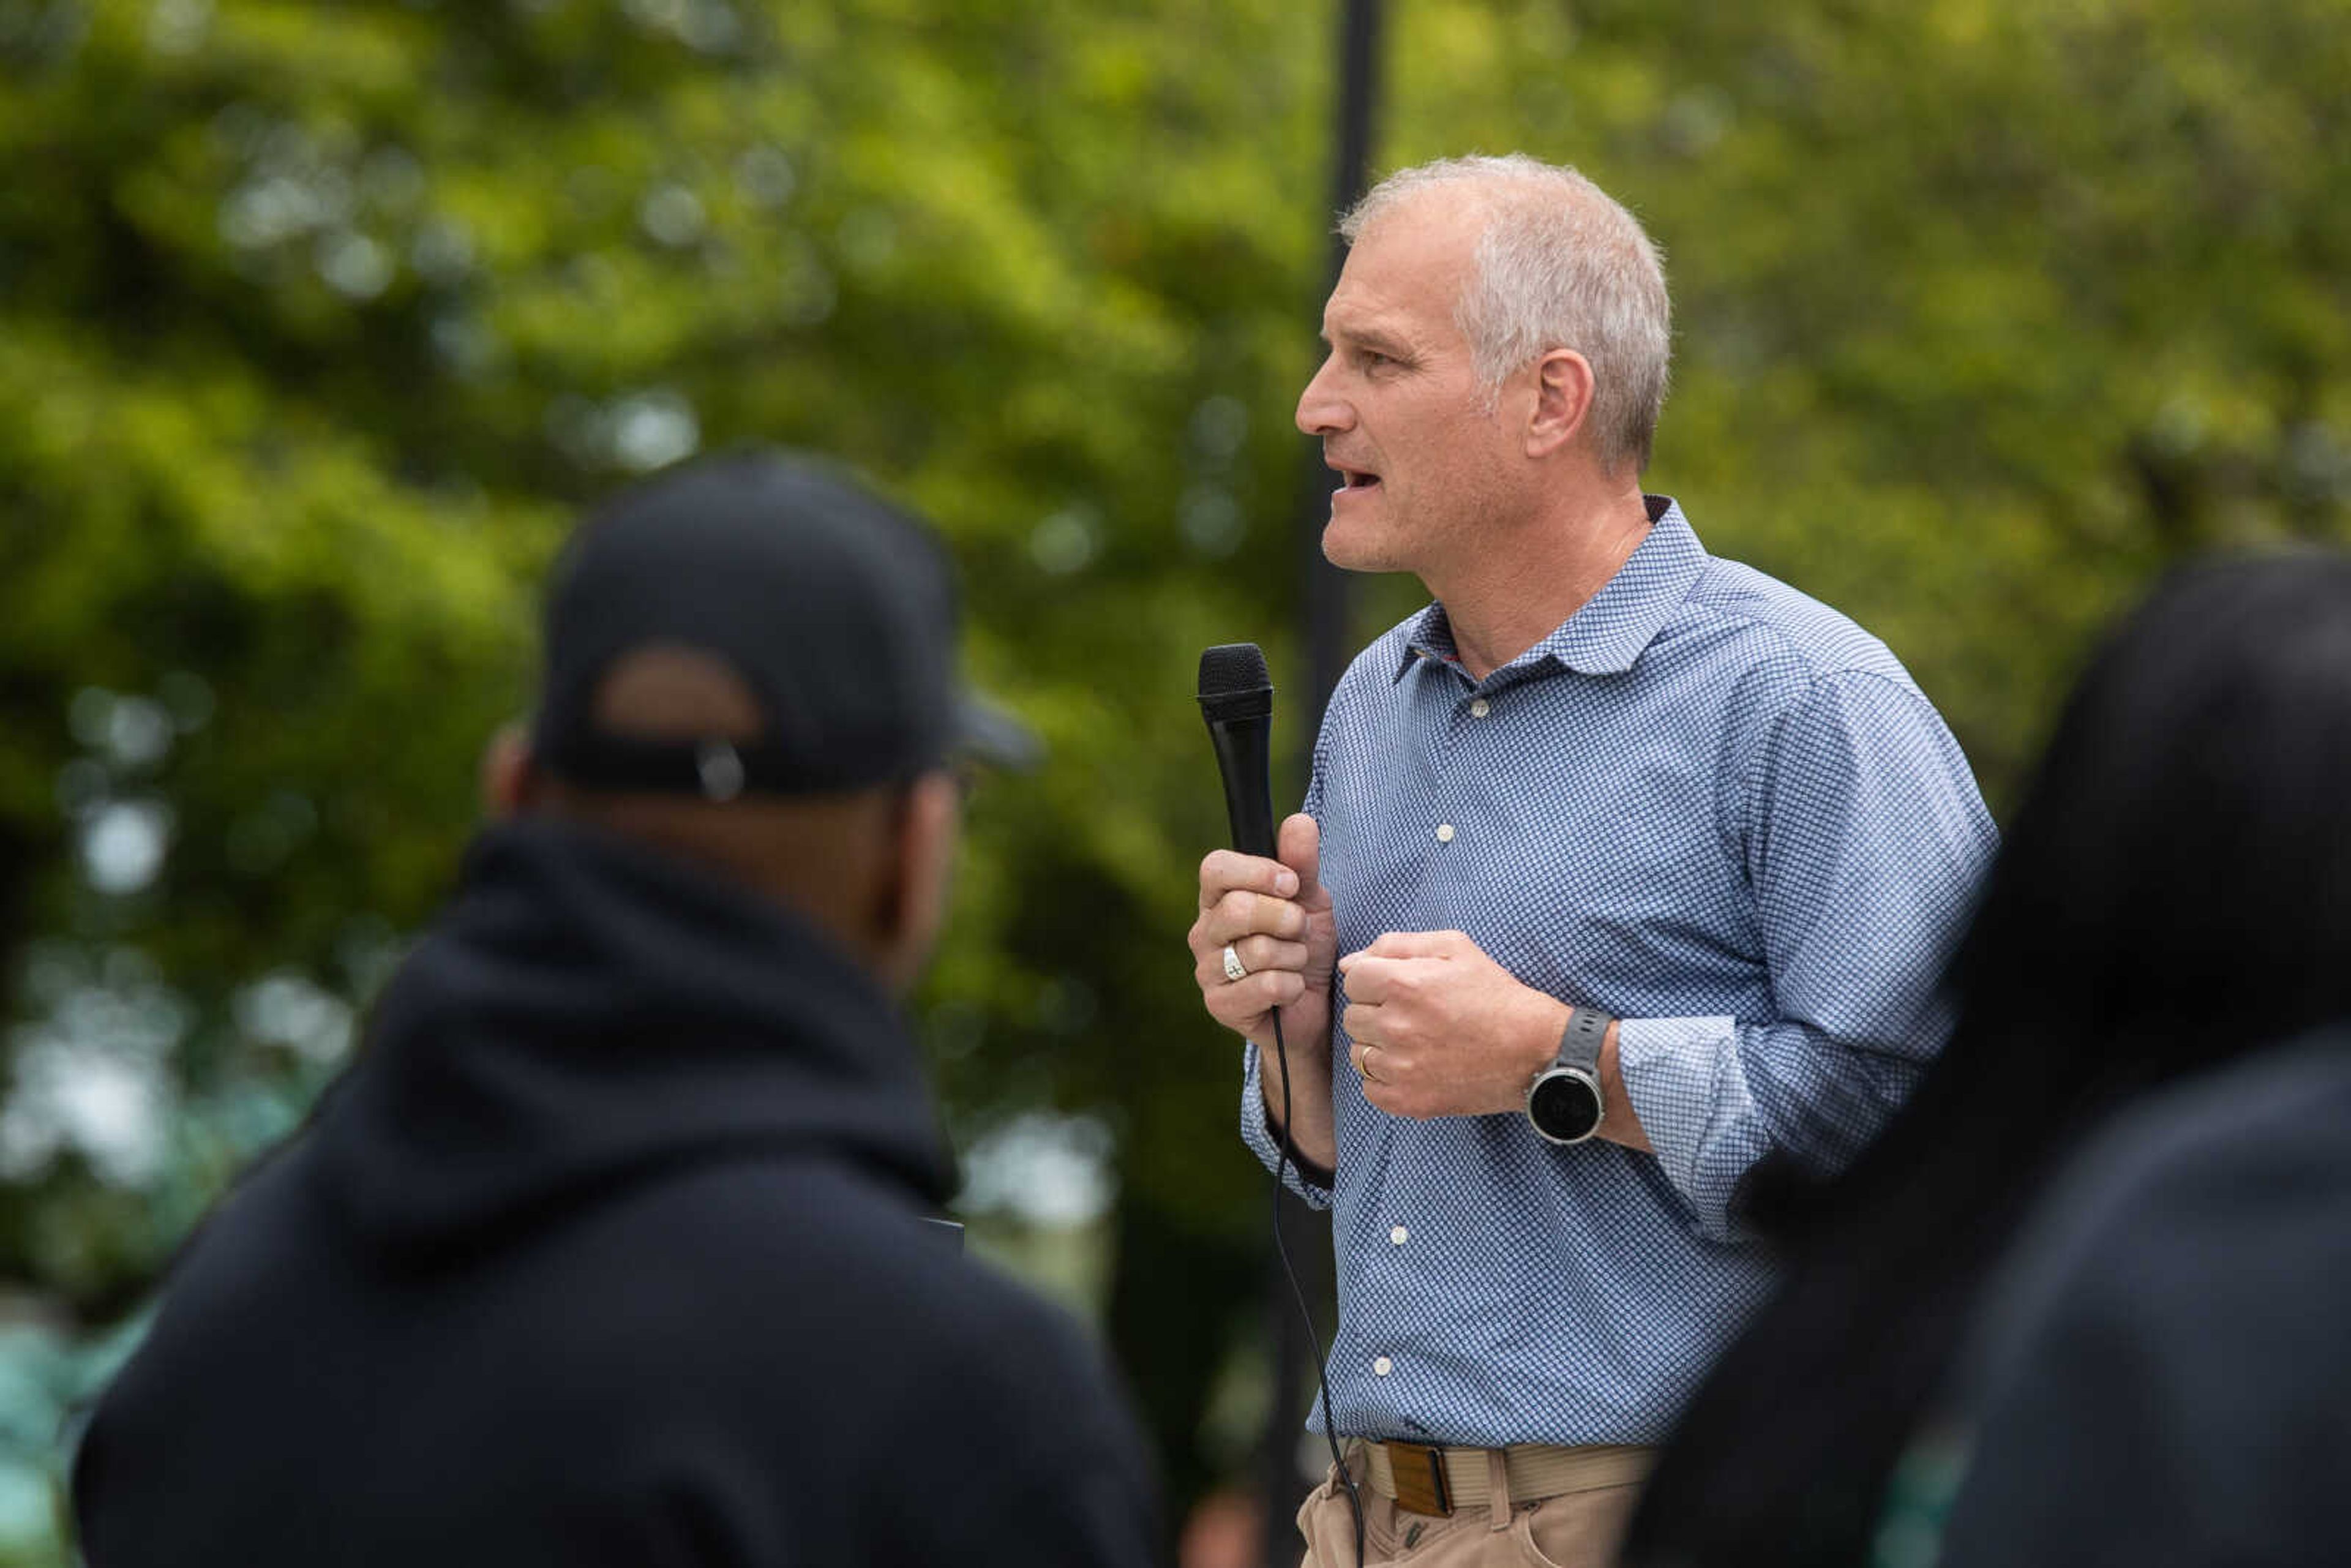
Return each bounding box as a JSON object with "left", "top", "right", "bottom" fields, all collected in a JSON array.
[{"left": 1395, "top": 495, "right": 1707, "bottom": 683}]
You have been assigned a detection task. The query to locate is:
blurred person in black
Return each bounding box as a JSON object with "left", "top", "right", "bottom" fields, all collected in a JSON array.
[
  {"left": 70, "top": 451, "right": 1160, "bottom": 1567},
  {"left": 1924, "top": 1019, "right": 2351, "bottom": 1566},
  {"left": 1618, "top": 552, "right": 2351, "bottom": 1568}
]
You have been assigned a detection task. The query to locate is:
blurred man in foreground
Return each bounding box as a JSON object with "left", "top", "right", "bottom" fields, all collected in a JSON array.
[
  {"left": 73, "top": 452, "right": 1159, "bottom": 1566},
  {"left": 1186, "top": 156, "right": 1994, "bottom": 1566}
]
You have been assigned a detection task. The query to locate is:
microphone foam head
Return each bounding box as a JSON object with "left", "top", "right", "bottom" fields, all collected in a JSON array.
[{"left": 1198, "top": 642, "right": 1272, "bottom": 698}]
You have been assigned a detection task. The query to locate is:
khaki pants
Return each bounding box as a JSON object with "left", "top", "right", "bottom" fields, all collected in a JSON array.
[{"left": 1294, "top": 1443, "right": 1648, "bottom": 1568}]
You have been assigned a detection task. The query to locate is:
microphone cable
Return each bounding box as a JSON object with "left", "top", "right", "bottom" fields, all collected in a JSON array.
[{"left": 1264, "top": 1002, "right": 1366, "bottom": 1568}]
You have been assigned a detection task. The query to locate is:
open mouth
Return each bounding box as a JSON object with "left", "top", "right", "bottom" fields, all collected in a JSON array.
[{"left": 1333, "top": 465, "right": 1382, "bottom": 495}]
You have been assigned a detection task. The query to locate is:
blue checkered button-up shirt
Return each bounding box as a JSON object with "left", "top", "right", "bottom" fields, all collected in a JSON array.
[{"left": 1240, "top": 498, "right": 1996, "bottom": 1447}]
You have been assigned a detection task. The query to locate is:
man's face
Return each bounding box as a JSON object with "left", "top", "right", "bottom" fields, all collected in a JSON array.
[{"left": 1295, "top": 190, "right": 1521, "bottom": 580}]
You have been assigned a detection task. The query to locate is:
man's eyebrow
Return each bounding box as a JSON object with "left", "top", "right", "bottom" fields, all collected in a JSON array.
[{"left": 1320, "top": 323, "right": 1417, "bottom": 359}]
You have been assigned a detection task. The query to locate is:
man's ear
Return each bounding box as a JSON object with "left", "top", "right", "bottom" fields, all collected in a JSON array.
[
  {"left": 876, "top": 771, "right": 961, "bottom": 995},
  {"left": 1524, "top": 347, "right": 1595, "bottom": 460},
  {"left": 479, "top": 722, "right": 539, "bottom": 818}
]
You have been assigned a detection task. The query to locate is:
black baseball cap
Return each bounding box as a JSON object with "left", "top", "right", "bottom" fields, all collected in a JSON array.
[{"left": 529, "top": 449, "right": 1037, "bottom": 800}]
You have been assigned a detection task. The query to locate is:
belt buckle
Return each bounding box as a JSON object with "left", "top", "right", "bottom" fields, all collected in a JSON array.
[{"left": 1387, "top": 1441, "right": 1453, "bottom": 1517}]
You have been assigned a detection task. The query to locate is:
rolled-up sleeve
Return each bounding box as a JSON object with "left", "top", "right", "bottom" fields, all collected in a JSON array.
[
  {"left": 1618, "top": 671, "right": 1993, "bottom": 1239},
  {"left": 1238, "top": 1041, "right": 1335, "bottom": 1209}
]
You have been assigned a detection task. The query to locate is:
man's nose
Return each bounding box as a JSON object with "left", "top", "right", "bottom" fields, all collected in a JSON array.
[{"left": 1295, "top": 353, "right": 1353, "bottom": 437}]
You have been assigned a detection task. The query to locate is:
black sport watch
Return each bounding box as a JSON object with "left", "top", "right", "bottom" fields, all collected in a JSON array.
[{"left": 1525, "top": 1005, "right": 1613, "bottom": 1145}]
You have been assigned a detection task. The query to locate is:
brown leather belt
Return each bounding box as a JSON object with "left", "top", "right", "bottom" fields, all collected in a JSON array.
[{"left": 1360, "top": 1439, "right": 1654, "bottom": 1519}]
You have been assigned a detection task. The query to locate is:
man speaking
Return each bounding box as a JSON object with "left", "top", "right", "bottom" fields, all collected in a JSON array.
[
  {"left": 1187, "top": 156, "right": 1995, "bottom": 1566},
  {"left": 75, "top": 452, "right": 1158, "bottom": 1566}
]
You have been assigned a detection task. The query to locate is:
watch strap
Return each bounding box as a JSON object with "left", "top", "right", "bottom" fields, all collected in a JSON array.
[{"left": 1556, "top": 1005, "right": 1614, "bottom": 1075}]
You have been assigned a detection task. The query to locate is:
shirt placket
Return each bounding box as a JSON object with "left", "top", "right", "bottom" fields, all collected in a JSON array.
[{"left": 1365, "top": 666, "right": 1504, "bottom": 1400}]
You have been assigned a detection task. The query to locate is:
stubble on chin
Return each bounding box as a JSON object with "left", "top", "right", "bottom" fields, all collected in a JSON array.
[
  {"left": 1320, "top": 502, "right": 1415, "bottom": 576},
  {"left": 1321, "top": 522, "right": 1400, "bottom": 575}
]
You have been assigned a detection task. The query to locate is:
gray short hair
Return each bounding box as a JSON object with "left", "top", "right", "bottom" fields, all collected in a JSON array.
[{"left": 1340, "top": 154, "right": 1671, "bottom": 474}]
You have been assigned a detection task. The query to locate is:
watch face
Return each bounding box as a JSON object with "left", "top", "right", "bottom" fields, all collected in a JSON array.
[{"left": 1529, "top": 1071, "right": 1603, "bottom": 1143}]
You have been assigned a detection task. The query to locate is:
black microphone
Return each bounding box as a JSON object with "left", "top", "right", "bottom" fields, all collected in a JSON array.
[{"left": 1197, "top": 643, "right": 1275, "bottom": 858}]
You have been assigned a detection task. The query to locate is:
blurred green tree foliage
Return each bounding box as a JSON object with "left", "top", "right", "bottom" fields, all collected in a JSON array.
[{"left": 0, "top": 0, "right": 2345, "bottom": 1554}]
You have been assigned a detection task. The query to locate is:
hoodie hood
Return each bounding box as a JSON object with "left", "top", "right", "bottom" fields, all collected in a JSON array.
[{"left": 312, "top": 816, "right": 953, "bottom": 1267}]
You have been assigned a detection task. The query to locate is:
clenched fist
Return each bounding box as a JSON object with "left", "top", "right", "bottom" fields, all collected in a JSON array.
[{"left": 1336, "top": 929, "right": 1568, "bottom": 1121}]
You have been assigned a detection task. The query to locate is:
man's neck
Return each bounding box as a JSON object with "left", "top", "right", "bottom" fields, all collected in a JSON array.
[{"left": 1428, "top": 484, "right": 1655, "bottom": 680}]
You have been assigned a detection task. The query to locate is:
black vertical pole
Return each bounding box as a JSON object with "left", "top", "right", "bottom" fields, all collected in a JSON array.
[
  {"left": 1303, "top": 0, "right": 1382, "bottom": 718},
  {"left": 1259, "top": 4, "right": 1381, "bottom": 1565}
]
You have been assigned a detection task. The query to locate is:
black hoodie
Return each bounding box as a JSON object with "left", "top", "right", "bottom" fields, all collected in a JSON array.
[{"left": 72, "top": 819, "right": 1159, "bottom": 1567}]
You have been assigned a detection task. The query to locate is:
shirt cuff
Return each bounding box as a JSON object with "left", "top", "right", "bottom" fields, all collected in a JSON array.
[
  {"left": 1614, "top": 1015, "right": 1757, "bottom": 1240},
  {"left": 1239, "top": 1041, "right": 1335, "bottom": 1209}
]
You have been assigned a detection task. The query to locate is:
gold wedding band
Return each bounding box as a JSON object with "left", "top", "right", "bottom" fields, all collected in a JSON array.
[{"left": 1221, "top": 943, "right": 1249, "bottom": 983}]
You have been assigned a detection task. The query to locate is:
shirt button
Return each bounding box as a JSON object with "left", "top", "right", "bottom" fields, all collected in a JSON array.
[
  {"left": 1469, "top": 698, "right": 1490, "bottom": 718},
  {"left": 1373, "top": 1356, "right": 1393, "bottom": 1377},
  {"left": 1390, "top": 1225, "right": 1409, "bottom": 1245},
  {"left": 1435, "top": 823, "right": 1455, "bottom": 844}
]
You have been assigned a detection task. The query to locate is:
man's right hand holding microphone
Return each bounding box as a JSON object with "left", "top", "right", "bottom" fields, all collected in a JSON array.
[{"left": 1189, "top": 812, "right": 1338, "bottom": 1175}]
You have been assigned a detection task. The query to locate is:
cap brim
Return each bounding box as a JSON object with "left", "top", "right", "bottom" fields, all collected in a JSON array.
[{"left": 953, "top": 691, "right": 1043, "bottom": 772}]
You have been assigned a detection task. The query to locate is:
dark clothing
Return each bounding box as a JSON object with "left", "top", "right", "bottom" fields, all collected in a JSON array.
[
  {"left": 1616, "top": 1063, "right": 2042, "bottom": 1568},
  {"left": 1935, "top": 1027, "right": 2351, "bottom": 1567},
  {"left": 72, "top": 819, "right": 1158, "bottom": 1567}
]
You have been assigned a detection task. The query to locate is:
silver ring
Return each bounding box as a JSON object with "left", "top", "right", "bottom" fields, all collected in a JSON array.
[{"left": 1221, "top": 943, "right": 1249, "bottom": 983}]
